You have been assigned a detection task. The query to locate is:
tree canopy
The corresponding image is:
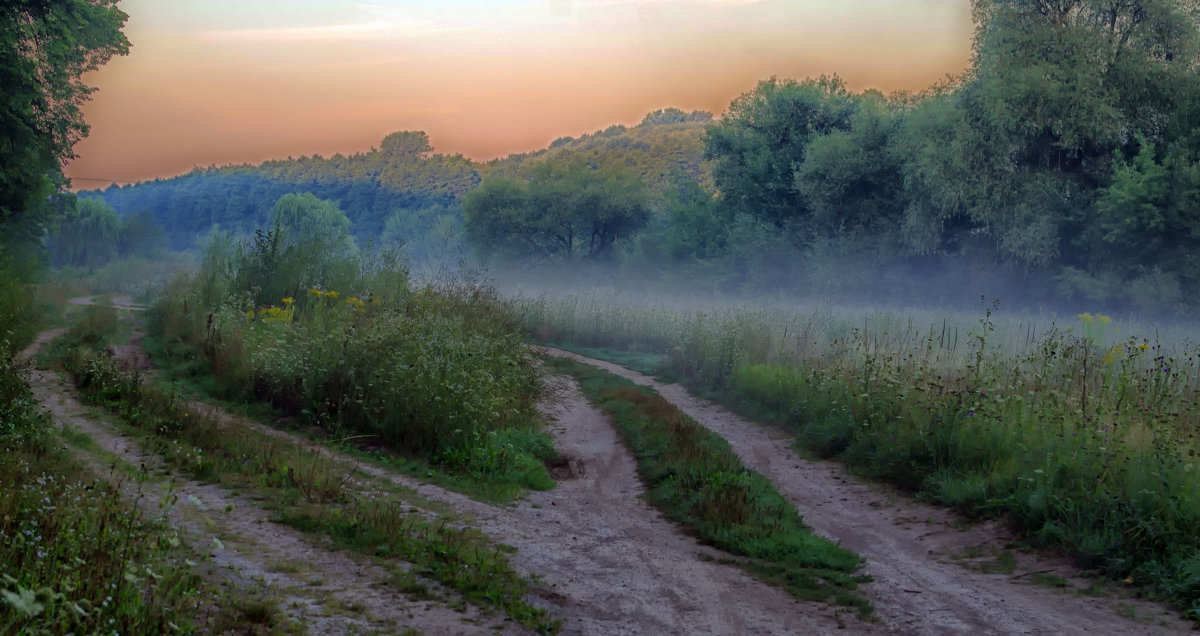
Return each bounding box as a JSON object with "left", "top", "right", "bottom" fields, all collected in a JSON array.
[
  {"left": 270, "top": 192, "right": 356, "bottom": 254},
  {"left": 0, "top": 0, "right": 129, "bottom": 245},
  {"left": 465, "top": 158, "right": 649, "bottom": 263}
]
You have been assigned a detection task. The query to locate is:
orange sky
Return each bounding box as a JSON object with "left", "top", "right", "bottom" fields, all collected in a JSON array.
[{"left": 65, "top": 0, "right": 974, "bottom": 188}]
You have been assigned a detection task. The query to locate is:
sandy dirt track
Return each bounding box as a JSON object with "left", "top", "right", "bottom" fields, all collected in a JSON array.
[
  {"left": 189, "top": 376, "right": 874, "bottom": 635},
  {"left": 23, "top": 299, "right": 864, "bottom": 634},
  {"left": 21, "top": 326, "right": 515, "bottom": 635},
  {"left": 539, "top": 346, "right": 1193, "bottom": 635}
]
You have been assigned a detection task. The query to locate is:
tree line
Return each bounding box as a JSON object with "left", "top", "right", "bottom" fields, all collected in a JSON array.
[
  {"left": 1, "top": 0, "right": 128, "bottom": 346},
  {"left": 72, "top": 1, "right": 1200, "bottom": 313},
  {"left": 467, "top": 0, "right": 1200, "bottom": 312},
  {"left": 76, "top": 113, "right": 713, "bottom": 266}
]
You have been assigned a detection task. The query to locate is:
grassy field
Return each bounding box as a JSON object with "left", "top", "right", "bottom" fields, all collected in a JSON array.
[{"left": 520, "top": 290, "right": 1200, "bottom": 620}]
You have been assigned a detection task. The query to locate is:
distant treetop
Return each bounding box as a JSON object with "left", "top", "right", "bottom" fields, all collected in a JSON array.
[{"left": 639, "top": 108, "right": 714, "bottom": 127}]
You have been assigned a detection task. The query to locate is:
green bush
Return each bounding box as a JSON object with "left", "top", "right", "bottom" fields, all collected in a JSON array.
[{"left": 150, "top": 227, "right": 550, "bottom": 488}]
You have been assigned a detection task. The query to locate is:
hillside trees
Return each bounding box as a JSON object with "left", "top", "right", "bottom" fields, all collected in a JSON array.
[
  {"left": 465, "top": 158, "right": 649, "bottom": 263},
  {"left": 639, "top": 108, "right": 713, "bottom": 126}
]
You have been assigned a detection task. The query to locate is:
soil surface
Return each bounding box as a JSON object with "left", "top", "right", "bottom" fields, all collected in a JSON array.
[
  {"left": 18, "top": 295, "right": 1193, "bottom": 634},
  {"left": 539, "top": 346, "right": 1193, "bottom": 635},
  {"left": 187, "top": 373, "right": 868, "bottom": 634}
]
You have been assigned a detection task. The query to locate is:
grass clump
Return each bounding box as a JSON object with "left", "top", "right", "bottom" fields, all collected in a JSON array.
[
  {"left": 148, "top": 227, "right": 552, "bottom": 494},
  {"left": 544, "top": 356, "right": 871, "bottom": 616}
]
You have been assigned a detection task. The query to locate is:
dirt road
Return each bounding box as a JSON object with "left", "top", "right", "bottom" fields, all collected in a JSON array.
[
  {"left": 540, "top": 346, "right": 1192, "bottom": 635},
  {"left": 23, "top": 295, "right": 1190, "bottom": 634},
  {"left": 24, "top": 300, "right": 864, "bottom": 634},
  {"left": 21, "top": 327, "right": 515, "bottom": 635}
]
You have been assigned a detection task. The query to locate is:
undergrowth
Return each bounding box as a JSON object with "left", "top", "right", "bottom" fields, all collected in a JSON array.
[
  {"left": 149, "top": 227, "right": 553, "bottom": 492},
  {"left": 544, "top": 356, "right": 872, "bottom": 617}
]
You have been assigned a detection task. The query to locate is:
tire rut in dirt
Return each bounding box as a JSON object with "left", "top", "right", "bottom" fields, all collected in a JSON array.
[
  {"left": 219, "top": 372, "right": 873, "bottom": 634},
  {"left": 384, "top": 375, "right": 875, "bottom": 635},
  {"left": 539, "top": 347, "right": 1192, "bottom": 635}
]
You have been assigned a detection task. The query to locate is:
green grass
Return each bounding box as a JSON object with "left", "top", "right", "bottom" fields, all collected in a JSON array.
[
  {"left": 148, "top": 236, "right": 556, "bottom": 497},
  {"left": 542, "top": 341, "right": 670, "bottom": 378},
  {"left": 521, "top": 291, "right": 1200, "bottom": 622},
  {"left": 49, "top": 316, "right": 560, "bottom": 633},
  {"left": 544, "top": 356, "right": 872, "bottom": 617},
  {"left": 0, "top": 328, "right": 265, "bottom": 633}
]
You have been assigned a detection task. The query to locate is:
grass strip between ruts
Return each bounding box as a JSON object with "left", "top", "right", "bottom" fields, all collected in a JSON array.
[{"left": 543, "top": 355, "right": 873, "bottom": 618}]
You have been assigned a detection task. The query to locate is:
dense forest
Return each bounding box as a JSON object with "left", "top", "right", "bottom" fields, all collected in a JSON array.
[{"left": 74, "top": 0, "right": 1200, "bottom": 313}]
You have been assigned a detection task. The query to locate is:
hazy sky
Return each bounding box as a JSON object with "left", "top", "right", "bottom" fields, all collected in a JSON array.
[{"left": 65, "top": 0, "right": 973, "bottom": 187}]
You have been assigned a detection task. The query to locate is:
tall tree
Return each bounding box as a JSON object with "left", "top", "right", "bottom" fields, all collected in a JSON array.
[
  {"left": 704, "top": 76, "right": 857, "bottom": 227},
  {"left": 794, "top": 92, "right": 906, "bottom": 242},
  {"left": 464, "top": 157, "right": 649, "bottom": 262},
  {"left": 48, "top": 196, "right": 119, "bottom": 269},
  {"left": 0, "top": 0, "right": 129, "bottom": 244},
  {"left": 269, "top": 192, "right": 356, "bottom": 255},
  {"left": 899, "top": 0, "right": 1200, "bottom": 268},
  {"left": 379, "top": 131, "right": 433, "bottom": 163}
]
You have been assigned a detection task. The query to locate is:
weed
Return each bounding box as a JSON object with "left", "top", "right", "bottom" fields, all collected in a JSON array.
[
  {"left": 148, "top": 231, "right": 554, "bottom": 494},
  {"left": 0, "top": 355, "right": 215, "bottom": 633}
]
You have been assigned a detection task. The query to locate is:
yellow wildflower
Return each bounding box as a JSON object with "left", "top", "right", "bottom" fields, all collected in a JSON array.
[
  {"left": 326, "top": 290, "right": 340, "bottom": 299},
  {"left": 1101, "top": 344, "right": 1123, "bottom": 366},
  {"left": 281, "top": 297, "right": 295, "bottom": 305}
]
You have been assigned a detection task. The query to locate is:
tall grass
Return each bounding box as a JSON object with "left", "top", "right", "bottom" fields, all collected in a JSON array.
[
  {"left": 520, "top": 291, "right": 1200, "bottom": 620},
  {"left": 150, "top": 229, "right": 552, "bottom": 489}
]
